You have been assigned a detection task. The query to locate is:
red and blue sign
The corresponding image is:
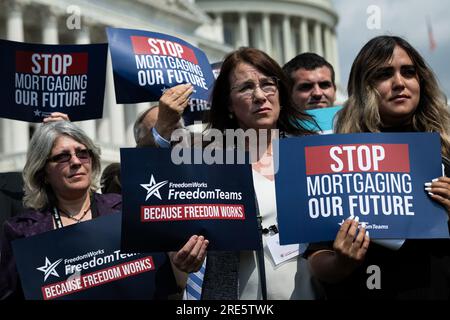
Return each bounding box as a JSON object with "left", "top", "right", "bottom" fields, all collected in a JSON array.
[
  {"left": 0, "top": 39, "right": 107, "bottom": 122},
  {"left": 120, "top": 147, "right": 260, "bottom": 252},
  {"left": 106, "top": 28, "right": 215, "bottom": 104},
  {"left": 275, "top": 132, "right": 450, "bottom": 244},
  {"left": 12, "top": 213, "right": 175, "bottom": 300}
]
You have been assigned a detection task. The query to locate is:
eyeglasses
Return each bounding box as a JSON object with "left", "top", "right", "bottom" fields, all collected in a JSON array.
[
  {"left": 231, "top": 77, "right": 279, "bottom": 98},
  {"left": 47, "top": 149, "right": 92, "bottom": 164}
]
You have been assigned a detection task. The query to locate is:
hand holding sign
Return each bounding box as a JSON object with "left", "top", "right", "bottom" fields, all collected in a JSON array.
[
  {"left": 333, "top": 216, "right": 369, "bottom": 265},
  {"left": 160, "top": 84, "right": 194, "bottom": 115},
  {"left": 309, "top": 216, "right": 370, "bottom": 283},
  {"left": 170, "top": 235, "right": 209, "bottom": 273},
  {"left": 42, "top": 112, "right": 70, "bottom": 123},
  {"left": 427, "top": 176, "right": 450, "bottom": 218},
  {"left": 156, "top": 83, "right": 193, "bottom": 140}
]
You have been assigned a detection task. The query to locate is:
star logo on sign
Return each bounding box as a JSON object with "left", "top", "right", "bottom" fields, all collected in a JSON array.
[
  {"left": 37, "top": 257, "right": 63, "bottom": 281},
  {"left": 140, "top": 175, "right": 168, "bottom": 201},
  {"left": 33, "top": 109, "right": 42, "bottom": 117},
  {"left": 337, "top": 218, "right": 369, "bottom": 228}
]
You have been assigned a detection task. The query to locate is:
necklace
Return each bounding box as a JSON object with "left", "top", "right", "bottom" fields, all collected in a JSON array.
[{"left": 58, "top": 206, "right": 91, "bottom": 223}]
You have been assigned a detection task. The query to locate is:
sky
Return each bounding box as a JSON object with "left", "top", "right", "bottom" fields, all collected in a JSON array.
[{"left": 331, "top": 0, "right": 450, "bottom": 99}]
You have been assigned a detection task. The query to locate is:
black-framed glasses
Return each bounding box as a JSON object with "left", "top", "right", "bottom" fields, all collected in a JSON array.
[
  {"left": 231, "top": 76, "right": 279, "bottom": 98},
  {"left": 47, "top": 149, "right": 92, "bottom": 164}
]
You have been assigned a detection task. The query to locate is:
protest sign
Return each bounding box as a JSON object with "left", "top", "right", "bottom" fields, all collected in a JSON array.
[
  {"left": 120, "top": 148, "right": 260, "bottom": 251},
  {"left": 12, "top": 213, "right": 174, "bottom": 300},
  {"left": 0, "top": 39, "right": 107, "bottom": 122},
  {"left": 275, "top": 132, "right": 450, "bottom": 243},
  {"left": 107, "top": 28, "right": 215, "bottom": 104}
]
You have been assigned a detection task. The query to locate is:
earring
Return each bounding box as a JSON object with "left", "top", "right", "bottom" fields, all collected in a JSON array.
[{"left": 228, "top": 113, "right": 234, "bottom": 119}]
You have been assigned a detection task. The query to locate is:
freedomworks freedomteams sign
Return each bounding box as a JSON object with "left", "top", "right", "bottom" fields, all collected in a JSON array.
[
  {"left": 106, "top": 28, "right": 215, "bottom": 103},
  {"left": 12, "top": 214, "right": 174, "bottom": 300},
  {"left": 0, "top": 39, "right": 107, "bottom": 122},
  {"left": 120, "top": 148, "right": 260, "bottom": 252},
  {"left": 275, "top": 132, "right": 450, "bottom": 244}
]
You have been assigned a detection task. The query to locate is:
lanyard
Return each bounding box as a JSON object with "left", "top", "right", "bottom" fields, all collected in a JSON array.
[
  {"left": 52, "top": 207, "right": 64, "bottom": 229},
  {"left": 50, "top": 194, "right": 97, "bottom": 229}
]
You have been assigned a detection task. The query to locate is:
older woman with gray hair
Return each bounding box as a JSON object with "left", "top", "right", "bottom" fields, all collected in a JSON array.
[
  {"left": 0, "top": 121, "right": 123, "bottom": 299},
  {"left": 22, "top": 121, "right": 103, "bottom": 213},
  {"left": 0, "top": 121, "right": 201, "bottom": 300}
]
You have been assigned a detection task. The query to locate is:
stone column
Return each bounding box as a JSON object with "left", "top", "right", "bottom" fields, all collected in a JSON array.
[
  {"left": 282, "top": 15, "right": 292, "bottom": 63},
  {"left": 271, "top": 20, "right": 282, "bottom": 63},
  {"left": 5, "top": 1, "right": 29, "bottom": 154},
  {"left": 252, "top": 20, "right": 263, "bottom": 50},
  {"left": 105, "top": 53, "right": 125, "bottom": 146},
  {"left": 238, "top": 12, "right": 249, "bottom": 46},
  {"left": 124, "top": 104, "right": 137, "bottom": 146},
  {"left": 96, "top": 101, "right": 110, "bottom": 144},
  {"left": 42, "top": 7, "right": 58, "bottom": 44},
  {"left": 300, "top": 17, "right": 309, "bottom": 53},
  {"left": 331, "top": 30, "right": 341, "bottom": 87},
  {"left": 313, "top": 21, "right": 323, "bottom": 56},
  {"left": 323, "top": 26, "right": 332, "bottom": 63},
  {"left": 214, "top": 13, "right": 224, "bottom": 43},
  {"left": 262, "top": 13, "right": 272, "bottom": 55},
  {"left": 75, "top": 25, "right": 97, "bottom": 140}
]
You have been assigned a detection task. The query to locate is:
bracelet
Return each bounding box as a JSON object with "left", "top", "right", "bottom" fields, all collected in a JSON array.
[{"left": 152, "top": 127, "right": 171, "bottom": 148}]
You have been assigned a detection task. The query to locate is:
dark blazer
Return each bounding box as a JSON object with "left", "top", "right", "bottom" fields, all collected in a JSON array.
[{"left": 0, "top": 193, "right": 121, "bottom": 300}]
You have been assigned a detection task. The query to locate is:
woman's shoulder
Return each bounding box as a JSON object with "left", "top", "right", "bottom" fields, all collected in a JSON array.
[
  {"left": 3, "top": 209, "right": 51, "bottom": 240},
  {"left": 93, "top": 193, "right": 122, "bottom": 213}
]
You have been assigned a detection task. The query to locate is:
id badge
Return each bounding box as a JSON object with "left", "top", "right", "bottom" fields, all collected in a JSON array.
[{"left": 266, "top": 233, "right": 307, "bottom": 266}]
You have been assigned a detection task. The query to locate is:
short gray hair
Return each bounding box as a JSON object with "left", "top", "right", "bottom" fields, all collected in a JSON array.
[{"left": 22, "top": 121, "right": 101, "bottom": 210}]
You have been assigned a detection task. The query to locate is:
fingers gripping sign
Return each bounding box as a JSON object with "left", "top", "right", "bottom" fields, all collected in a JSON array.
[
  {"left": 171, "top": 235, "right": 209, "bottom": 273},
  {"left": 159, "top": 83, "right": 194, "bottom": 116},
  {"left": 333, "top": 216, "right": 370, "bottom": 265},
  {"left": 425, "top": 176, "right": 450, "bottom": 218},
  {"left": 156, "top": 83, "right": 194, "bottom": 140},
  {"left": 42, "top": 112, "right": 70, "bottom": 123}
]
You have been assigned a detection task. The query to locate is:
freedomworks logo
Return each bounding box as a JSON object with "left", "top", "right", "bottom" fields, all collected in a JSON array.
[
  {"left": 140, "top": 175, "right": 168, "bottom": 200},
  {"left": 139, "top": 174, "right": 242, "bottom": 202},
  {"left": 37, "top": 257, "right": 63, "bottom": 281}
]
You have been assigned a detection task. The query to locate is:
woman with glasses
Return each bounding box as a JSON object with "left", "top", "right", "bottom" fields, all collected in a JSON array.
[
  {"left": 0, "top": 121, "right": 178, "bottom": 299},
  {"left": 140, "top": 47, "right": 322, "bottom": 300}
]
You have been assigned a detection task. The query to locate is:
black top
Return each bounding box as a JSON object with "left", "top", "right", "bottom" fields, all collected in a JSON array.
[{"left": 306, "top": 237, "right": 450, "bottom": 299}]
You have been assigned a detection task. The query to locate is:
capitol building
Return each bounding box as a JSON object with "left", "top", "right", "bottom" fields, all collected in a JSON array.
[{"left": 0, "top": 0, "right": 340, "bottom": 172}]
